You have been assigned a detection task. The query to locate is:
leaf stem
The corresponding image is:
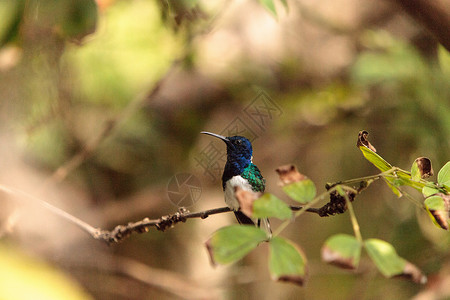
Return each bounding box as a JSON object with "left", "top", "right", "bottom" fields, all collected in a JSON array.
[
  {"left": 272, "top": 187, "right": 337, "bottom": 237},
  {"left": 340, "top": 186, "right": 363, "bottom": 243},
  {"left": 329, "top": 174, "right": 382, "bottom": 187},
  {"left": 396, "top": 187, "right": 425, "bottom": 208}
]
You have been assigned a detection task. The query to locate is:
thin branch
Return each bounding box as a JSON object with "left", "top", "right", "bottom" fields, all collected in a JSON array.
[
  {"left": 0, "top": 184, "right": 100, "bottom": 238},
  {"left": 386, "top": 0, "right": 450, "bottom": 51},
  {"left": 1, "top": 182, "right": 327, "bottom": 244},
  {"left": 96, "top": 206, "right": 232, "bottom": 244},
  {"left": 1, "top": 168, "right": 413, "bottom": 244}
]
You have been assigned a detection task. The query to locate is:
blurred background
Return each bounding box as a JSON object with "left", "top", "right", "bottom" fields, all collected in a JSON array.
[{"left": 0, "top": 0, "right": 449, "bottom": 299}]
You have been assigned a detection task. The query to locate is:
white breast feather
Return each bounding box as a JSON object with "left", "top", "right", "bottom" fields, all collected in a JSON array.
[{"left": 224, "top": 175, "right": 253, "bottom": 211}]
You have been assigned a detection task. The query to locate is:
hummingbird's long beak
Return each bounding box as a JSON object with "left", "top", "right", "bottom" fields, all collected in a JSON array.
[{"left": 201, "top": 131, "right": 234, "bottom": 149}]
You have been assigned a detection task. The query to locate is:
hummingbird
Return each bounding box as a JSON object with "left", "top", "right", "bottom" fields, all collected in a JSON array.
[{"left": 201, "top": 131, "right": 270, "bottom": 232}]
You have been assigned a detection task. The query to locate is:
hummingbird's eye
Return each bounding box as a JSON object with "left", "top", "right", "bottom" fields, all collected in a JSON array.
[{"left": 235, "top": 140, "right": 242, "bottom": 145}]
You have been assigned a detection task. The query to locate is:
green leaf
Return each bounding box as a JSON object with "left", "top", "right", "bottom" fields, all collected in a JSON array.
[
  {"left": 282, "top": 179, "right": 316, "bottom": 204},
  {"left": 258, "top": 0, "right": 277, "bottom": 16},
  {"left": 206, "top": 225, "right": 268, "bottom": 265},
  {"left": 385, "top": 180, "right": 402, "bottom": 197},
  {"left": 358, "top": 145, "right": 392, "bottom": 172},
  {"left": 364, "top": 239, "right": 406, "bottom": 277},
  {"left": 438, "top": 162, "right": 450, "bottom": 189},
  {"left": 322, "top": 234, "right": 361, "bottom": 270},
  {"left": 253, "top": 193, "right": 292, "bottom": 220},
  {"left": 425, "top": 195, "right": 447, "bottom": 211},
  {"left": 269, "top": 237, "right": 307, "bottom": 286},
  {"left": 411, "top": 160, "right": 421, "bottom": 181},
  {"left": 424, "top": 195, "right": 449, "bottom": 230},
  {"left": 364, "top": 239, "right": 427, "bottom": 283},
  {"left": 422, "top": 185, "right": 440, "bottom": 197},
  {"left": 359, "top": 143, "right": 405, "bottom": 196},
  {"left": 357, "top": 132, "right": 427, "bottom": 195}
]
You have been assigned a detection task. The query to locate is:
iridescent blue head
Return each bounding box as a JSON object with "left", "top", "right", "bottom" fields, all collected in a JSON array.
[{"left": 201, "top": 131, "right": 253, "bottom": 173}]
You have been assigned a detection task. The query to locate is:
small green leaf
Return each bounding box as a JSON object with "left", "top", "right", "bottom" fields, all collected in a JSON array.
[
  {"left": 424, "top": 195, "right": 449, "bottom": 230},
  {"left": 364, "top": 239, "right": 406, "bottom": 277},
  {"left": 253, "top": 193, "right": 292, "bottom": 220},
  {"left": 411, "top": 160, "right": 421, "bottom": 181},
  {"left": 385, "top": 180, "right": 402, "bottom": 197},
  {"left": 357, "top": 131, "right": 428, "bottom": 195},
  {"left": 282, "top": 179, "right": 316, "bottom": 204},
  {"left": 206, "top": 225, "right": 268, "bottom": 265},
  {"left": 322, "top": 234, "right": 361, "bottom": 270},
  {"left": 425, "top": 195, "right": 447, "bottom": 211},
  {"left": 269, "top": 237, "right": 307, "bottom": 286},
  {"left": 358, "top": 145, "right": 392, "bottom": 172},
  {"left": 357, "top": 130, "right": 392, "bottom": 172},
  {"left": 438, "top": 162, "right": 450, "bottom": 189},
  {"left": 364, "top": 239, "right": 426, "bottom": 284},
  {"left": 422, "top": 185, "right": 440, "bottom": 197},
  {"left": 258, "top": 0, "right": 277, "bottom": 16}
]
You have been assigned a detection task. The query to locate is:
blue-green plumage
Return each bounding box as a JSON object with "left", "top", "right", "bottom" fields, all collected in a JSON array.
[{"left": 240, "top": 163, "right": 265, "bottom": 193}]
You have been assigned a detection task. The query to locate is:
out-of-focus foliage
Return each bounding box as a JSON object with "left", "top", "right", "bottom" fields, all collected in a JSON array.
[
  {"left": 0, "top": 244, "right": 92, "bottom": 300},
  {"left": 1, "top": 0, "right": 450, "bottom": 299},
  {"left": 0, "top": 0, "right": 24, "bottom": 47},
  {"left": 23, "top": 0, "right": 184, "bottom": 193},
  {"left": 64, "top": 0, "right": 180, "bottom": 107}
]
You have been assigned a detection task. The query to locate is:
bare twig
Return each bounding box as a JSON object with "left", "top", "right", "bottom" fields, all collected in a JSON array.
[
  {"left": 97, "top": 206, "right": 232, "bottom": 244},
  {"left": 386, "top": 0, "right": 450, "bottom": 51},
  {"left": 0, "top": 172, "right": 389, "bottom": 244},
  {"left": 0, "top": 185, "right": 100, "bottom": 238},
  {"left": 1, "top": 182, "right": 327, "bottom": 244}
]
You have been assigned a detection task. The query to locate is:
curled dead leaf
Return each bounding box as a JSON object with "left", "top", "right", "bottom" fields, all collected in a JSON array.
[
  {"left": 205, "top": 239, "right": 217, "bottom": 267},
  {"left": 357, "top": 130, "right": 377, "bottom": 152},
  {"left": 275, "top": 164, "right": 306, "bottom": 186},
  {"left": 234, "top": 187, "right": 260, "bottom": 219},
  {"left": 277, "top": 274, "right": 306, "bottom": 286},
  {"left": 415, "top": 157, "right": 434, "bottom": 179},
  {"left": 395, "top": 262, "right": 427, "bottom": 284},
  {"left": 429, "top": 209, "right": 449, "bottom": 230}
]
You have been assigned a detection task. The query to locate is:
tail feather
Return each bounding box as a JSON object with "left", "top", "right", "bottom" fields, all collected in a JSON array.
[
  {"left": 234, "top": 211, "right": 255, "bottom": 225},
  {"left": 258, "top": 218, "right": 272, "bottom": 237}
]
